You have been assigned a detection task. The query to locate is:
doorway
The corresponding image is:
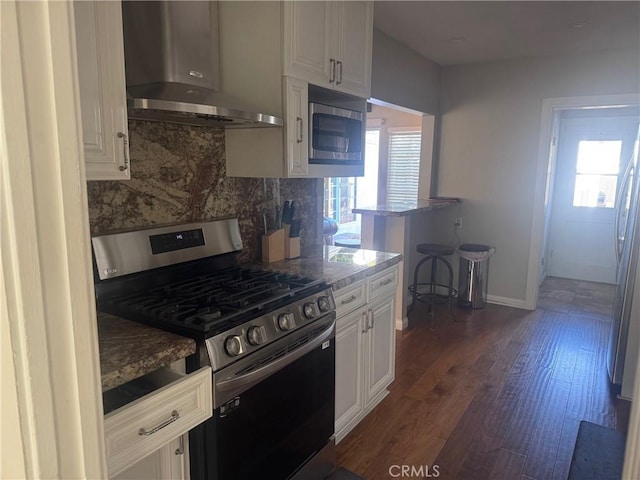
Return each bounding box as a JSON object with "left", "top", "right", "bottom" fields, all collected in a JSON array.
[{"left": 545, "top": 110, "right": 639, "bottom": 284}]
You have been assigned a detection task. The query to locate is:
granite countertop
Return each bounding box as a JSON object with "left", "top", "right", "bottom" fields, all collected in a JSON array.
[
  {"left": 352, "top": 197, "right": 460, "bottom": 217},
  {"left": 263, "top": 246, "right": 402, "bottom": 291},
  {"left": 98, "top": 312, "right": 196, "bottom": 392}
]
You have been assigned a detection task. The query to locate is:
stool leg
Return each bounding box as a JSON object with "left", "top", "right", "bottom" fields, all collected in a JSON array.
[
  {"left": 410, "top": 255, "right": 432, "bottom": 314},
  {"left": 442, "top": 257, "right": 456, "bottom": 323},
  {"left": 429, "top": 257, "right": 437, "bottom": 329}
]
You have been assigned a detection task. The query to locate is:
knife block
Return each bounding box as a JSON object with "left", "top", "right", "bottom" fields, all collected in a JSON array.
[
  {"left": 262, "top": 229, "right": 285, "bottom": 263},
  {"left": 284, "top": 225, "right": 300, "bottom": 259}
]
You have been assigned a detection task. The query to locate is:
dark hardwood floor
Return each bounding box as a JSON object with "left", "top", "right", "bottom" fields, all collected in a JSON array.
[{"left": 336, "top": 283, "right": 630, "bottom": 480}]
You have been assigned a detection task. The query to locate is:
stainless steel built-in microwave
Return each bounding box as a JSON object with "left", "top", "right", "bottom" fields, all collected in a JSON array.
[{"left": 308, "top": 102, "right": 364, "bottom": 165}]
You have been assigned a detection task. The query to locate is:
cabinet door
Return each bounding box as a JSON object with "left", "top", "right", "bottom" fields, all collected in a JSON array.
[
  {"left": 333, "top": 1, "right": 373, "bottom": 97},
  {"left": 364, "top": 293, "right": 396, "bottom": 406},
  {"left": 283, "top": 1, "right": 333, "bottom": 88},
  {"left": 112, "top": 435, "right": 188, "bottom": 480},
  {"left": 283, "top": 77, "right": 309, "bottom": 177},
  {"left": 74, "top": 1, "right": 130, "bottom": 180},
  {"left": 335, "top": 307, "right": 367, "bottom": 443}
]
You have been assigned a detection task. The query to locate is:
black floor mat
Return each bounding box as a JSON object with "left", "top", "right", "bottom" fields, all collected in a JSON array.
[{"left": 567, "top": 421, "right": 626, "bottom": 480}]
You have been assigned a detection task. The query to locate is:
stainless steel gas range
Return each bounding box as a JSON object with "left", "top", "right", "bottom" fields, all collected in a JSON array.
[{"left": 93, "top": 218, "right": 337, "bottom": 480}]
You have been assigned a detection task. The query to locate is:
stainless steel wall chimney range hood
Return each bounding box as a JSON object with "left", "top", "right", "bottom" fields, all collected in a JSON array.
[{"left": 122, "top": 1, "right": 283, "bottom": 128}]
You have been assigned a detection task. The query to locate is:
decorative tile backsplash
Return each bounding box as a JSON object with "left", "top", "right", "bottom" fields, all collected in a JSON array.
[{"left": 87, "top": 120, "right": 322, "bottom": 263}]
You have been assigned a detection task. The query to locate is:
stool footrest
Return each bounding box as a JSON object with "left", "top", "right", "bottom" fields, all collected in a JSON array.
[{"left": 409, "top": 283, "right": 457, "bottom": 304}]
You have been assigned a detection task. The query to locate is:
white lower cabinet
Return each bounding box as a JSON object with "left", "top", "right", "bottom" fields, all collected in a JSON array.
[
  {"left": 364, "top": 295, "right": 396, "bottom": 406},
  {"left": 334, "top": 265, "right": 397, "bottom": 443},
  {"left": 104, "top": 366, "right": 212, "bottom": 478},
  {"left": 113, "top": 434, "right": 189, "bottom": 480},
  {"left": 335, "top": 306, "right": 366, "bottom": 437}
]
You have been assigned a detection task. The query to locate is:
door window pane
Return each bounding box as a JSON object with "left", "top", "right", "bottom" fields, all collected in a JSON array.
[
  {"left": 573, "top": 140, "right": 622, "bottom": 208},
  {"left": 576, "top": 140, "right": 621, "bottom": 174},
  {"left": 573, "top": 174, "right": 617, "bottom": 208}
]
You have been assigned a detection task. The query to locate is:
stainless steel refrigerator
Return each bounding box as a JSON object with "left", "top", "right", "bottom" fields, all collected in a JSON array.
[{"left": 608, "top": 125, "right": 640, "bottom": 395}]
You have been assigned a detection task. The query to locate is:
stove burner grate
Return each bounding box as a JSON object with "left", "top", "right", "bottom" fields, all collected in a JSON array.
[{"left": 102, "top": 267, "right": 323, "bottom": 333}]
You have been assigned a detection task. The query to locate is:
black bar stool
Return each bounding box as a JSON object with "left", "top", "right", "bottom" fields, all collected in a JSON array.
[{"left": 408, "top": 243, "right": 457, "bottom": 328}]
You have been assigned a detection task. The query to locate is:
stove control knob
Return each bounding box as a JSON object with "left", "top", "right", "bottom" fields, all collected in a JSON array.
[
  {"left": 278, "top": 312, "right": 296, "bottom": 331},
  {"left": 247, "top": 325, "right": 267, "bottom": 346},
  {"left": 224, "top": 336, "right": 243, "bottom": 357},
  {"left": 317, "top": 296, "right": 331, "bottom": 313},
  {"left": 303, "top": 302, "right": 316, "bottom": 319}
]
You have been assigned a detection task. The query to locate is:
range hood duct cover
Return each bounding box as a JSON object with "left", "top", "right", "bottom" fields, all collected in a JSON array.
[{"left": 122, "top": 1, "right": 282, "bottom": 128}]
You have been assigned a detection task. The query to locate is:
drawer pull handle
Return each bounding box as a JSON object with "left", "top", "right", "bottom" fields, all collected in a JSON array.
[
  {"left": 341, "top": 295, "right": 357, "bottom": 305},
  {"left": 138, "top": 410, "right": 180, "bottom": 436},
  {"left": 379, "top": 278, "right": 393, "bottom": 286}
]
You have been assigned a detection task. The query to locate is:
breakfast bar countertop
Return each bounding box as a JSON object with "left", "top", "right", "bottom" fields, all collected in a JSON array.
[
  {"left": 263, "top": 246, "right": 402, "bottom": 291},
  {"left": 97, "top": 312, "right": 196, "bottom": 392},
  {"left": 352, "top": 197, "right": 460, "bottom": 217}
]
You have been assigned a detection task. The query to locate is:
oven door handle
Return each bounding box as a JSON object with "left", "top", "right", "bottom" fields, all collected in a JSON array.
[{"left": 216, "top": 319, "right": 335, "bottom": 397}]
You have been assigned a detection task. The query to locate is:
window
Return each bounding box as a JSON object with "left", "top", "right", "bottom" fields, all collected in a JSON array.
[
  {"left": 324, "top": 177, "right": 356, "bottom": 225},
  {"left": 386, "top": 128, "right": 421, "bottom": 204},
  {"left": 323, "top": 129, "right": 380, "bottom": 235},
  {"left": 572, "top": 140, "right": 622, "bottom": 208}
]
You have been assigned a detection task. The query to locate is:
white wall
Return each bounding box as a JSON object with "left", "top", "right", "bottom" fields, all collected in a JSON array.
[
  {"left": 371, "top": 28, "right": 441, "bottom": 115},
  {"left": 437, "top": 48, "right": 640, "bottom": 305}
]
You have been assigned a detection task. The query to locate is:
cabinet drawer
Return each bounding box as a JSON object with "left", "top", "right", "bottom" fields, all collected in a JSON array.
[
  {"left": 368, "top": 266, "right": 398, "bottom": 298},
  {"left": 334, "top": 280, "right": 367, "bottom": 317},
  {"left": 104, "top": 366, "right": 212, "bottom": 477}
]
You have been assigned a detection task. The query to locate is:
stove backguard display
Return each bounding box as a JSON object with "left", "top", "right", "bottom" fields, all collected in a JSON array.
[{"left": 149, "top": 228, "right": 205, "bottom": 254}]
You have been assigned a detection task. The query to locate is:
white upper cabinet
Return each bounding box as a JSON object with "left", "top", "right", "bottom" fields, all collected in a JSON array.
[
  {"left": 284, "top": 1, "right": 373, "bottom": 98},
  {"left": 283, "top": 77, "right": 309, "bottom": 177},
  {"left": 74, "top": 1, "right": 130, "bottom": 181},
  {"left": 221, "top": 1, "right": 372, "bottom": 178},
  {"left": 225, "top": 76, "right": 310, "bottom": 178},
  {"left": 284, "top": 2, "right": 333, "bottom": 88},
  {"left": 334, "top": 2, "right": 373, "bottom": 98}
]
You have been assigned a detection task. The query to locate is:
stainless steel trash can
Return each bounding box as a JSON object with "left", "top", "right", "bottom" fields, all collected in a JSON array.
[{"left": 458, "top": 244, "right": 494, "bottom": 309}]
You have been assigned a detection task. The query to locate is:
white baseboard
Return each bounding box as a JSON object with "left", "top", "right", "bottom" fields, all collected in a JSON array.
[
  {"left": 487, "top": 294, "right": 533, "bottom": 310},
  {"left": 396, "top": 315, "right": 408, "bottom": 331}
]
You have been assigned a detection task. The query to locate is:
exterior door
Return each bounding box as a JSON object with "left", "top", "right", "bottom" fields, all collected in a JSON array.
[{"left": 548, "top": 115, "right": 639, "bottom": 283}]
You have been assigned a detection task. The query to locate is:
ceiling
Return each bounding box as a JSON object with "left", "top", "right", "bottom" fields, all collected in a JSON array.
[{"left": 373, "top": 1, "right": 640, "bottom": 66}]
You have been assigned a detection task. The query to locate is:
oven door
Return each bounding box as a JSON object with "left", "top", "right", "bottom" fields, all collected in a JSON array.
[{"left": 190, "top": 315, "right": 336, "bottom": 480}]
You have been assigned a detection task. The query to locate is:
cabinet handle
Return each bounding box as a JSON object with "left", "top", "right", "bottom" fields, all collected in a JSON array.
[
  {"left": 361, "top": 311, "right": 368, "bottom": 334},
  {"left": 175, "top": 435, "right": 185, "bottom": 455},
  {"left": 296, "top": 116, "right": 303, "bottom": 144},
  {"left": 336, "top": 60, "right": 343, "bottom": 85},
  {"left": 117, "top": 131, "right": 129, "bottom": 172},
  {"left": 379, "top": 278, "right": 393, "bottom": 286},
  {"left": 330, "top": 58, "right": 336, "bottom": 84},
  {"left": 138, "top": 410, "right": 179, "bottom": 436},
  {"left": 341, "top": 294, "right": 357, "bottom": 305},
  {"left": 368, "top": 309, "right": 374, "bottom": 330}
]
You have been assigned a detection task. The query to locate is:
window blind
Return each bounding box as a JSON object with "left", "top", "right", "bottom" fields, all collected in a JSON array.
[{"left": 386, "top": 129, "right": 421, "bottom": 204}]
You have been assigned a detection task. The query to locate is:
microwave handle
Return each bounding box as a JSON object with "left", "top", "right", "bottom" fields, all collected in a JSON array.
[{"left": 296, "top": 117, "right": 303, "bottom": 144}]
